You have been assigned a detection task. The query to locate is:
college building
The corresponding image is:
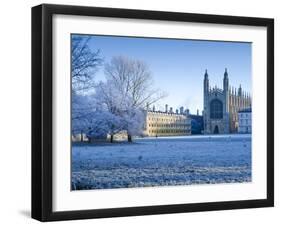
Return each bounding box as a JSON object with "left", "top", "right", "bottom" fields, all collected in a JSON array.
[
  {"left": 143, "top": 105, "right": 191, "bottom": 137},
  {"left": 203, "top": 69, "right": 251, "bottom": 134},
  {"left": 238, "top": 108, "right": 252, "bottom": 133}
]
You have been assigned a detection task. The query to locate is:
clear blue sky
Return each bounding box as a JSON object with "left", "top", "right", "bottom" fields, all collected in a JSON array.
[{"left": 74, "top": 34, "right": 252, "bottom": 114}]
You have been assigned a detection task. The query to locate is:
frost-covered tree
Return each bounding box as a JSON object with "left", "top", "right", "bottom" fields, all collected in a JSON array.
[
  {"left": 86, "top": 110, "right": 123, "bottom": 142},
  {"left": 104, "top": 56, "right": 166, "bottom": 141},
  {"left": 91, "top": 81, "right": 128, "bottom": 142},
  {"left": 72, "top": 90, "right": 123, "bottom": 142},
  {"left": 104, "top": 56, "right": 166, "bottom": 108},
  {"left": 122, "top": 106, "right": 145, "bottom": 142},
  {"left": 71, "top": 93, "right": 95, "bottom": 141},
  {"left": 72, "top": 53, "right": 165, "bottom": 143},
  {"left": 71, "top": 35, "right": 103, "bottom": 138}
]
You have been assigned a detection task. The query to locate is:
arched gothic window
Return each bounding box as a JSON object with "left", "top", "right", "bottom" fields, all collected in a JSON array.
[{"left": 210, "top": 99, "right": 223, "bottom": 119}]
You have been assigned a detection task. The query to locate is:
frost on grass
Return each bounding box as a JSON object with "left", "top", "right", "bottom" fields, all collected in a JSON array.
[{"left": 71, "top": 134, "right": 251, "bottom": 190}]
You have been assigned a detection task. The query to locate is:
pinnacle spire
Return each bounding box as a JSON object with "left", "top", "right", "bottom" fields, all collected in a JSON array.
[
  {"left": 224, "top": 68, "right": 228, "bottom": 77},
  {"left": 223, "top": 68, "right": 229, "bottom": 91},
  {"left": 238, "top": 84, "right": 242, "bottom": 96},
  {"left": 204, "top": 69, "right": 208, "bottom": 79}
]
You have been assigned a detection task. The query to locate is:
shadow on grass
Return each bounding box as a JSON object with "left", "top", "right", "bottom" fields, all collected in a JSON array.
[
  {"left": 72, "top": 134, "right": 252, "bottom": 148},
  {"left": 72, "top": 140, "right": 146, "bottom": 147}
]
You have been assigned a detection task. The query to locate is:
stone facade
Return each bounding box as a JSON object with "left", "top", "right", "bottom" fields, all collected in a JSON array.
[
  {"left": 203, "top": 69, "right": 251, "bottom": 134},
  {"left": 143, "top": 106, "right": 191, "bottom": 137},
  {"left": 238, "top": 108, "right": 252, "bottom": 133}
]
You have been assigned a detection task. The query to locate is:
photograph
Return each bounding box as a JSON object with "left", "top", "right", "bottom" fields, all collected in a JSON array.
[
  {"left": 30, "top": 3, "right": 274, "bottom": 221},
  {"left": 71, "top": 34, "right": 252, "bottom": 190}
]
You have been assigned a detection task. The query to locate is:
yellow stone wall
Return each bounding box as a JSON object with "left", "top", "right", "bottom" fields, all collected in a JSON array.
[{"left": 144, "top": 111, "right": 191, "bottom": 137}]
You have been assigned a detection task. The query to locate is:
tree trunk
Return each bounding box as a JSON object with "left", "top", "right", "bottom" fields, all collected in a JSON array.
[
  {"left": 110, "top": 134, "right": 114, "bottom": 143},
  {"left": 128, "top": 134, "right": 132, "bottom": 142}
]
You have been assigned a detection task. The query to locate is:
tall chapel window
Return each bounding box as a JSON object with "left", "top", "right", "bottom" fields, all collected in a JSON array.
[{"left": 210, "top": 99, "right": 223, "bottom": 119}]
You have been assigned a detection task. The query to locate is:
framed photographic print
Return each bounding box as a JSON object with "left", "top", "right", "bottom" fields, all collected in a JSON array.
[{"left": 31, "top": 4, "right": 274, "bottom": 221}]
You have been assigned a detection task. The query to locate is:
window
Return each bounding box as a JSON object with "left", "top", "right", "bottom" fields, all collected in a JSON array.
[{"left": 210, "top": 99, "right": 223, "bottom": 119}]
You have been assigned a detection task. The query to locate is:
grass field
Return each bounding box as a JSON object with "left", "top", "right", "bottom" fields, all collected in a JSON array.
[{"left": 71, "top": 134, "right": 251, "bottom": 190}]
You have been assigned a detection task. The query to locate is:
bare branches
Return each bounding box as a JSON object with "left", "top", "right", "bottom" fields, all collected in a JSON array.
[
  {"left": 104, "top": 56, "right": 167, "bottom": 109},
  {"left": 71, "top": 36, "right": 103, "bottom": 93}
]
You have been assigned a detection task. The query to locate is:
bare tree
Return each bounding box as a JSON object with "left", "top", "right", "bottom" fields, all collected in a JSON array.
[
  {"left": 71, "top": 35, "right": 103, "bottom": 92},
  {"left": 105, "top": 56, "right": 167, "bottom": 107},
  {"left": 104, "top": 56, "right": 167, "bottom": 142}
]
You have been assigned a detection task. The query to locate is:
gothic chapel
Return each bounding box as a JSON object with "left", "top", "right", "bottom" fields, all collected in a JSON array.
[{"left": 203, "top": 69, "right": 251, "bottom": 134}]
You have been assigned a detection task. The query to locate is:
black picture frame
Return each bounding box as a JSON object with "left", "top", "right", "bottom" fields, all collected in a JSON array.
[{"left": 32, "top": 4, "right": 274, "bottom": 222}]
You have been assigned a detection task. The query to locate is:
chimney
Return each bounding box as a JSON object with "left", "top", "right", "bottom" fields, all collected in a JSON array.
[
  {"left": 176, "top": 109, "right": 179, "bottom": 114},
  {"left": 197, "top": 109, "right": 199, "bottom": 115},
  {"left": 180, "top": 106, "right": 184, "bottom": 114},
  {"left": 146, "top": 103, "right": 149, "bottom": 110},
  {"left": 152, "top": 105, "right": 155, "bottom": 112},
  {"left": 170, "top": 107, "right": 173, "bottom": 113},
  {"left": 165, "top": 104, "right": 168, "bottom": 113},
  {"left": 185, "top": 109, "right": 190, "bottom": 116}
]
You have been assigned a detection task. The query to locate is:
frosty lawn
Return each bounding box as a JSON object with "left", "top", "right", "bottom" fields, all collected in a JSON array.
[{"left": 71, "top": 134, "right": 251, "bottom": 190}]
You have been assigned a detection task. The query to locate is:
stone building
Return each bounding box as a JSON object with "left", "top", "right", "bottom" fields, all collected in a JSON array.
[
  {"left": 238, "top": 108, "right": 252, "bottom": 133},
  {"left": 203, "top": 69, "right": 251, "bottom": 134},
  {"left": 190, "top": 111, "right": 204, "bottom": 134},
  {"left": 143, "top": 105, "right": 191, "bottom": 137}
]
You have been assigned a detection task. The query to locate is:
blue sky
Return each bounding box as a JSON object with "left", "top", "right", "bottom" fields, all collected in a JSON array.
[{"left": 73, "top": 34, "right": 252, "bottom": 114}]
